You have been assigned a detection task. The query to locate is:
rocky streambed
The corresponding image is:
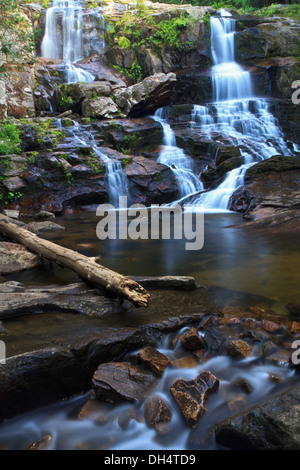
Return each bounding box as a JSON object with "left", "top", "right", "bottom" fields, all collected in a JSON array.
[{"left": 1, "top": 273, "right": 300, "bottom": 450}]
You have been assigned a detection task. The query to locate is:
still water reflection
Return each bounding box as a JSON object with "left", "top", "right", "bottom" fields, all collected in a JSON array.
[{"left": 8, "top": 209, "right": 300, "bottom": 316}]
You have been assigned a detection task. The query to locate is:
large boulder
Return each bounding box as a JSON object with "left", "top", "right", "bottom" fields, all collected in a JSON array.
[
  {"left": 113, "top": 73, "right": 177, "bottom": 117},
  {"left": 215, "top": 388, "right": 300, "bottom": 450},
  {"left": 235, "top": 18, "right": 300, "bottom": 62}
]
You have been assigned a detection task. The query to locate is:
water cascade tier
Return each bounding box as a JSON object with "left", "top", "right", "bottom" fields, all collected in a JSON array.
[
  {"left": 41, "top": 0, "right": 95, "bottom": 84},
  {"left": 153, "top": 108, "right": 203, "bottom": 202},
  {"left": 154, "top": 9, "right": 298, "bottom": 212}
]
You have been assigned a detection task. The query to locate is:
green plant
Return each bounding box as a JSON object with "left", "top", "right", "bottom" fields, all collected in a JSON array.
[
  {"left": 117, "top": 36, "right": 131, "bottom": 48},
  {"left": 0, "top": 121, "right": 21, "bottom": 155},
  {"left": 60, "top": 95, "right": 74, "bottom": 108}
]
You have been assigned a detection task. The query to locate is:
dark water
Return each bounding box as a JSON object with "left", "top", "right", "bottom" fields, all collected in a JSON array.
[{"left": 8, "top": 209, "right": 300, "bottom": 317}]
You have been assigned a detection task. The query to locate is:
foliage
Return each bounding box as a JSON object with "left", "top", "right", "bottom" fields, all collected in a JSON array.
[
  {"left": 0, "top": 121, "right": 21, "bottom": 155},
  {"left": 146, "top": 0, "right": 299, "bottom": 14},
  {"left": 118, "top": 36, "right": 132, "bottom": 48},
  {"left": 0, "top": 0, "right": 35, "bottom": 60}
]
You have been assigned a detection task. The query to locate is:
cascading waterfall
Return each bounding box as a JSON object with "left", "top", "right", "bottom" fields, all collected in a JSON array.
[
  {"left": 41, "top": 0, "right": 95, "bottom": 84},
  {"left": 191, "top": 9, "right": 297, "bottom": 211},
  {"left": 153, "top": 108, "right": 203, "bottom": 201},
  {"left": 63, "top": 121, "right": 129, "bottom": 207}
]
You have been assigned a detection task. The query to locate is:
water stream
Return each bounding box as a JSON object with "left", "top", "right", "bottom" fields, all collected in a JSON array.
[
  {"left": 153, "top": 108, "right": 204, "bottom": 201},
  {"left": 154, "top": 10, "right": 298, "bottom": 212},
  {"left": 41, "top": 0, "right": 95, "bottom": 83}
]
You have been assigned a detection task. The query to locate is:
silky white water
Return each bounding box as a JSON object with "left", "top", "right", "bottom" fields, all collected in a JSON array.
[
  {"left": 60, "top": 120, "right": 130, "bottom": 207},
  {"left": 153, "top": 108, "right": 203, "bottom": 201},
  {"left": 191, "top": 10, "right": 298, "bottom": 211},
  {"left": 41, "top": 0, "right": 95, "bottom": 83},
  {"left": 0, "top": 326, "right": 296, "bottom": 450}
]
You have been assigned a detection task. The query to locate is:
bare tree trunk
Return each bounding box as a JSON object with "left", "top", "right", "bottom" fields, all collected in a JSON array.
[{"left": 0, "top": 214, "right": 150, "bottom": 308}]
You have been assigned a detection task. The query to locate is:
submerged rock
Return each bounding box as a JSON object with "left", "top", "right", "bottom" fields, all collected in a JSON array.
[{"left": 144, "top": 394, "right": 172, "bottom": 434}]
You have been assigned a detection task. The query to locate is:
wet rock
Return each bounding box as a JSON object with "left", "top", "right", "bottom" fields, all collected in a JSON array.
[
  {"left": 170, "top": 370, "right": 219, "bottom": 427},
  {"left": 34, "top": 210, "right": 56, "bottom": 221},
  {"left": 91, "top": 362, "right": 156, "bottom": 403},
  {"left": 261, "top": 340, "right": 278, "bottom": 357},
  {"left": 228, "top": 187, "right": 253, "bottom": 213},
  {"left": 232, "top": 377, "right": 254, "bottom": 395},
  {"left": 215, "top": 388, "right": 300, "bottom": 450},
  {"left": 171, "top": 355, "right": 199, "bottom": 369},
  {"left": 227, "top": 340, "right": 253, "bottom": 359},
  {"left": 27, "top": 221, "right": 65, "bottom": 235},
  {"left": 235, "top": 19, "right": 300, "bottom": 62},
  {"left": 144, "top": 394, "right": 172, "bottom": 434},
  {"left": 203, "top": 327, "right": 227, "bottom": 355},
  {"left": 27, "top": 434, "right": 52, "bottom": 450},
  {"left": 118, "top": 406, "right": 140, "bottom": 430},
  {"left": 78, "top": 399, "right": 110, "bottom": 424},
  {"left": 0, "top": 242, "right": 42, "bottom": 274},
  {"left": 227, "top": 393, "right": 248, "bottom": 415},
  {"left": 179, "top": 326, "right": 205, "bottom": 351},
  {"left": 137, "top": 346, "right": 170, "bottom": 377}
]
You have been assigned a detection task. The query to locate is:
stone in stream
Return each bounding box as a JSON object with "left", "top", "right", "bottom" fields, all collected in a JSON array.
[
  {"left": 170, "top": 370, "right": 219, "bottom": 427},
  {"left": 144, "top": 394, "right": 172, "bottom": 435},
  {"left": 118, "top": 407, "right": 140, "bottom": 430},
  {"left": 226, "top": 340, "right": 253, "bottom": 359},
  {"left": 215, "top": 388, "right": 300, "bottom": 450},
  {"left": 27, "top": 434, "right": 52, "bottom": 450},
  {"left": 137, "top": 346, "right": 170, "bottom": 377},
  {"left": 91, "top": 362, "right": 157, "bottom": 403},
  {"left": 0, "top": 241, "right": 42, "bottom": 274},
  {"left": 179, "top": 326, "right": 205, "bottom": 351},
  {"left": 27, "top": 221, "right": 65, "bottom": 235}
]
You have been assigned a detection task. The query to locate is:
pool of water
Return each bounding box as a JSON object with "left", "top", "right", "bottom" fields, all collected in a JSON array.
[{"left": 7, "top": 209, "right": 300, "bottom": 317}]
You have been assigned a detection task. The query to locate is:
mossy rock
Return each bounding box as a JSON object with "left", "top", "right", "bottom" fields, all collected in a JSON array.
[{"left": 245, "top": 155, "right": 300, "bottom": 182}]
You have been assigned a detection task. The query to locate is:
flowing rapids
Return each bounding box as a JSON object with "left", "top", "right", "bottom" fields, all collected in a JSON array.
[{"left": 0, "top": 326, "right": 296, "bottom": 450}]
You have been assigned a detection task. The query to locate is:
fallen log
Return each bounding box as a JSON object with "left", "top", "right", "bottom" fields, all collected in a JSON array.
[{"left": 0, "top": 214, "right": 150, "bottom": 308}]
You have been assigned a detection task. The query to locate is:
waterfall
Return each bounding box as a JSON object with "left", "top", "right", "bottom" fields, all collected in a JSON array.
[
  {"left": 191, "top": 10, "right": 297, "bottom": 211},
  {"left": 153, "top": 108, "right": 203, "bottom": 201},
  {"left": 41, "top": 0, "right": 95, "bottom": 84},
  {"left": 64, "top": 121, "right": 130, "bottom": 207}
]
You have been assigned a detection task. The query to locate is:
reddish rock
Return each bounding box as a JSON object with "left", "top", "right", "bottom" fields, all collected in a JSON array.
[
  {"left": 91, "top": 362, "right": 156, "bottom": 403},
  {"left": 180, "top": 327, "right": 205, "bottom": 351},
  {"left": 227, "top": 340, "right": 253, "bottom": 359},
  {"left": 170, "top": 355, "right": 198, "bottom": 369},
  {"left": 170, "top": 370, "right": 219, "bottom": 427},
  {"left": 137, "top": 346, "right": 170, "bottom": 377}
]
